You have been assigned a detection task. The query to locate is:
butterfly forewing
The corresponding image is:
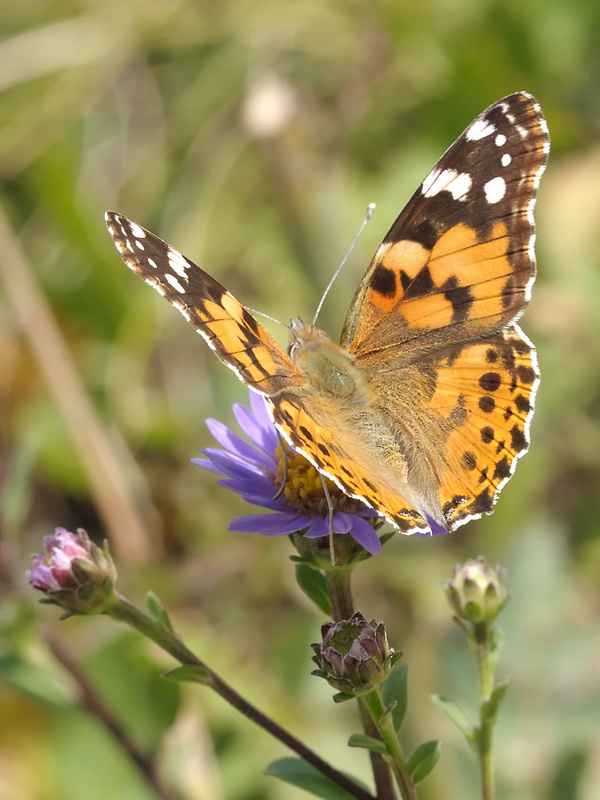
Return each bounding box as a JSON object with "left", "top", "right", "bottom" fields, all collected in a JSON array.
[
  {"left": 341, "top": 92, "right": 550, "bottom": 357},
  {"left": 105, "top": 212, "right": 304, "bottom": 395}
]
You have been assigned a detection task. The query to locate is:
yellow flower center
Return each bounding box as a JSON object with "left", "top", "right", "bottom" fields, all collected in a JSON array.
[{"left": 274, "top": 444, "right": 368, "bottom": 518}]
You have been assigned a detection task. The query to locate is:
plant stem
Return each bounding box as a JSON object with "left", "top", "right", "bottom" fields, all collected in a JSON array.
[
  {"left": 107, "top": 593, "right": 375, "bottom": 800},
  {"left": 325, "top": 569, "right": 398, "bottom": 800},
  {"left": 474, "top": 623, "right": 494, "bottom": 800},
  {"left": 361, "top": 689, "right": 418, "bottom": 800}
]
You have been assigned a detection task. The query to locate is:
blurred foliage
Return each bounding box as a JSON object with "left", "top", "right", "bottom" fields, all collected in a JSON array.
[{"left": 1, "top": 0, "right": 600, "bottom": 798}]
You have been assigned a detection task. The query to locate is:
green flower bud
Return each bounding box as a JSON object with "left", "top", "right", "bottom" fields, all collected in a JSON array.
[
  {"left": 311, "top": 612, "right": 401, "bottom": 696},
  {"left": 443, "top": 556, "right": 509, "bottom": 626}
]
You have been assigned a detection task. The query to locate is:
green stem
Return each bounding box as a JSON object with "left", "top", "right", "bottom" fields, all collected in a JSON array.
[
  {"left": 325, "top": 569, "right": 398, "bottom": 800},
  {"left": 474, "top": 623, "right": 494, "bottom": 800},
  {"left": 107, "top": 593, "right": 375, "bottom": 800},
  {"left": 362, "top": 689, "right": 418, "bottom": 800}
]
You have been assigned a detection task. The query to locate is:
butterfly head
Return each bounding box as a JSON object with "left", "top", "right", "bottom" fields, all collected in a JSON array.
[{"left": 288, "top": 317, "right": 326, "bottom": 357}]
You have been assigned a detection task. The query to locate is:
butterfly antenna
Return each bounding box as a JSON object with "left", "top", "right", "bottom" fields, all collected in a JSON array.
[
  {"left": 311, "top": 203, "right": 376, "bottom": 328},
  {"left": 245, "top": 306, "right": 291, "bottom": 330}
]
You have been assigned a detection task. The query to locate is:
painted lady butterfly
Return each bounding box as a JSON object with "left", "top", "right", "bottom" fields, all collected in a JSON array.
[{"left": 106, "top": 92, "right": 549, "bottom": 535}]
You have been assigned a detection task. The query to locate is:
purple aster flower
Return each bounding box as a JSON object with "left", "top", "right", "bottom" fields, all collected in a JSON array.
[{"left": 192, "top": 392, "right": 383, "bottom": 555}]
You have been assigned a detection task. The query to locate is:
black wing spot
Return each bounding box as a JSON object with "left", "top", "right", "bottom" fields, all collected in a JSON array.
[
  {"left": 514, "top": 394, "right": 531, "bottom": 414},
  {"left": 469, "top": 487, "right": 494, "bottom": 515},
  {"left": 479, "top": 372, "right": 501, "bottom": 392},
  {"left": 370, "top": 264, "right": 397, "bottom": 297},
  {"left": 479, "top": 396, "right": 495, "bottom": 413},
  {"left": 510, "top": 425, "right": 527, "bottom": 453},
  {"left": 441, "top": 276, "right": 474, "bottom": 323},
  {"left": 461, "top": 451, "right": 477, "bottom": 471},
  {"left": 405, "top": 266, "right": 435, "bottom": 298},
  {"left": 493, "top": 456, "right": 511, "bottom": 480},
  {"left": 299, "top": 425, "right": 314, "bottom": 442},
  {"left": 517, "top": 365, "right": 537, "bottom": 385},
  {"left": 242, "top": 308, "right": 261, "bottom": 336},
  {"left": 407, "top": 219, "right": 438, "bottom": 250},
  {"left": 481, "top": 426, "right": 495, "bottom": 444},
  {"left": 399, "top": 270, "right": 412, "bottom": 291}
]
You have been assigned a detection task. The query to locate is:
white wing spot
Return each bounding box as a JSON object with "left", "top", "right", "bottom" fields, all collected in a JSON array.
[
  {"left": 148, "top": 258, "right": 158, "bottom": 269},
  {"left": 171, "top": 299, "right": 191, "bottom": 322},
  {"left": 422, "top": 168, "right": 472, "bottom": 200},
  {"left": 495, "top": 133, "right": 507, "bottom": 146},
  {"left": 145, "top": 278, "right": 165, "bottom": 296},
  {"left": 466, "top": 118, "right": 496, "bottom": 141},
  {"left": 484, "top": 176, "right": 506, "bottom": 204},
  {"left": 135, "top": 240, "right": 145, "bottom": 250},
  {"left": 501, "top": 153, "right": 512, "bottom": 167},
  {"left": 165, "top": 273, "right": 186, "bottom": 293},
  {"left": 167, "top": 248, "right": 190, "bottom": 280},
  {"left": 129, "top": 222, "right": 146, "bottom": 239}
]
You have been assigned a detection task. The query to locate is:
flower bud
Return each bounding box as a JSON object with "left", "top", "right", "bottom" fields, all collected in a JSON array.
[
  {"left": 443, "top": 557, "right": 509, "bottom": 626},
  {"left": 27, "top": 528, "right": 117, "bottom": 616},
  {"left": 311, "top": 612, "right": 401, "bottom": 696}
]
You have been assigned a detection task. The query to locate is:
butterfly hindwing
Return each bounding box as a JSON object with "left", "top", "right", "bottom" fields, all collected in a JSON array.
[{"left": 412, "top": 323, "right": 539, "bottom": 528}]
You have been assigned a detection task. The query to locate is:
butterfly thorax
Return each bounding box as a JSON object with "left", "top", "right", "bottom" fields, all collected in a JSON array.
[{"left": 288, "top": 319, "right": 368, "bottom": 404}]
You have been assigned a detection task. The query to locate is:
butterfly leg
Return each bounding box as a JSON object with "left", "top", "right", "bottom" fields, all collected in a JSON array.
[
  {"left": 273, "top": 430, "right": 288, "bottom": 501},
  {"left": 319, "top": 474, "right": 337, "bottom": 565}
]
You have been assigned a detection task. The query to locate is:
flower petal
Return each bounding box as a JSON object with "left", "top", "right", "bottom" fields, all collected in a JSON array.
[
  {"left": 200, "top": 448, "right": 265, "bottom": 480},
  {"left": 205, "top": 418, "right": 275, "bottom": 468},
  {"left": 191, "top": 457, "right": 223, "bottom": 474},
  {"left": 240, "top": 495, "right": 292, "bottom": 512},
  {"left": 332, "top": 512, "right": 353, "bottom": 534},
  {"left": 348, "top": 516, "right": 382, "bottom": 555},
  {"left": 233, "top": 400, "right": 278, "bottom": 454},
  {"left": 229, "top": 512, "right": 310, "bottom": 535},
  {"left": 217, "top": 475, "right": 274, "bottom": 496},
  {"left": 304, "top": 516, "right": 330, "bottom": 539}
]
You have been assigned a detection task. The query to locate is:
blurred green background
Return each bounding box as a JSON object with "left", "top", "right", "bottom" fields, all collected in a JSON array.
[{"left": 1, "top": 1, "right": 600, "bottom": 798}]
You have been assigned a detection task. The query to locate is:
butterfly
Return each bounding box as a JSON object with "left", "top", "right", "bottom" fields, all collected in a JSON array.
[{"left": 106, "top": 92, "right": 549, "bottom": 535}]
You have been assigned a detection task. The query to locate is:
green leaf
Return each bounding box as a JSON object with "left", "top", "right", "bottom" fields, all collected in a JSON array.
[
  {"left": 407, "top": 740, "right": 442, "bottom": 783},
  {"left": 145, "top": 591, "right": 174, "bottom": 632},
  {"left": 347, "top": 733, "right": 388, "bottom": 755},
  {"left": 295, "top": 564, "right": 332, "bottom": 615},
  {"left": 333, "top": 691, "right": 355, "bottom": 703},
  {"left": 430, "top": 694, "right": 476, "bottom": 741},
  {"left": 481, "top": 680, "right": 509, "bottom": 723},
  {"left": 381, "top": 663, "right": 408, "bottom": 731},
  {"left": 265, "top": 757, "right": 370, "bottom": 800},
  {"left": 164, "top": 665, "right": 211, "bottom": 684}
]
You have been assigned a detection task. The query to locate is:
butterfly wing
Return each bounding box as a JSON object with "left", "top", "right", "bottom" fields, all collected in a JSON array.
[
  {"left": 105, "top": 212, "right": 304, "bottom": 395},
  {"left": 337, "top": 92, "right": 548, "bottom": 531},
  {"left": 365, "top": 323, "right": 539, "bottom": 530},
  {"left": 341, "top": 92, "right": 549, "bottom": 356}
]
